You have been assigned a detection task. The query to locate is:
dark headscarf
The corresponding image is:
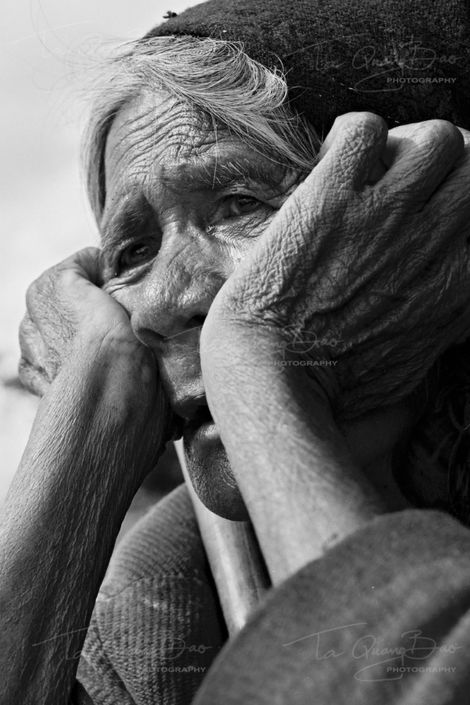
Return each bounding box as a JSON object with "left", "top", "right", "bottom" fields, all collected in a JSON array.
[{"left": 147, "top": 0, "right": 470, "bottom": 135}]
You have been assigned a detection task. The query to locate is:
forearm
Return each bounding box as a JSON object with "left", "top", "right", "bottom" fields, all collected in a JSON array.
[
  {"left": 201, "top": 320, "right": 387, "bottom": 585},
  {"left": 0, "top": 329, "right": 165, "bottom": 704}
]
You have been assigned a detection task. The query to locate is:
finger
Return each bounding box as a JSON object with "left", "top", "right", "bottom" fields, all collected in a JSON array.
[
  {"left": 420, "top": 128, "right": 470, "bottom": 232},
  {"left": 19, "top": 313, "right": 50, "bottom": 378},
  {"left": 18, "top": 358, "right": 49, "bottom": 397},
  {"left": 377, "top": 120, "right": 465, "bottom": 208},
  {"left": 57, "top": 247, "right": 103, "bottom": 286},
  {"left": 26, "top": 248, "right": 101, "bottom": 312},
  {"left": 314, "top": 112, "right": 388, "bottom": 190}
]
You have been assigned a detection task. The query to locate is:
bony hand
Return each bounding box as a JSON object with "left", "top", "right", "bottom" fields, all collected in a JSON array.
[
  {"left": 19, "top": 247, "right": 135, "bottom": 396},
  {"left": 202, "top": 112, "right": 470, "bottom": 421},
  {"left": 19, "top": 246, "right": 178, "bottom": 462}
]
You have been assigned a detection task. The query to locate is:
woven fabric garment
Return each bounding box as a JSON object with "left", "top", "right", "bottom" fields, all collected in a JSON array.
[
  {"left": 74, "top": 486, "right": 226, "bottom": 705},
  {"left": 148, "top": 0, "right": 470, "bottom": 134},
  {"left": 74, "top": 487, "right": 470, "bottom": 704}
]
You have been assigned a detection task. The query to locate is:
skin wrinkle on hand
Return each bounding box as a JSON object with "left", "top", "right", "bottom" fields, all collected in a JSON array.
[
  {"left": 8, "top": 85, "right": 470, "bottom": 702},
  {"left": 1, "top": 323, "right": 169, "bottom": 702},
  {"left": 12, "top": 91, "right": 470, "bottom": 629},
  {"left": 200, "top": 323, "right": 383, "bottom": 582},
  {"left": 192, "top": 113, "right": 470, "bottom": 578},
  {"left": 91, "top": 88, "right": 315, "bottom": 517},
  {"left": 6, "top": 14, "right": 470, "bottom": 700},
  {"left": 18, "top": 98, "right": 470, "bottom": 539},
  {"left": 217, "top": 120, "right": 470, "bottom": 418}
]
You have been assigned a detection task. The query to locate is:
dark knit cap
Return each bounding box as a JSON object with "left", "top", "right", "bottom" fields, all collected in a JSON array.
[{"left": 147, "top": 0, "right": 470, "bottom": 136}]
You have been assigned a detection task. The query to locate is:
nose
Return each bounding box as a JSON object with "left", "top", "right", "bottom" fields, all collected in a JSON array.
[{"left": 130, "top": 231, "right": 226, "bottom": 348}]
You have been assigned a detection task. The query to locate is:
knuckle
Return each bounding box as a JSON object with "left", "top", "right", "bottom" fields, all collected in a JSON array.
[
  {"left": 81, "top": 246, "right": 100, "bottom": 259},
  {"left": 18, "top": 368, "right": 28, "bottom": 391},
  {"left": 419, "top": 119, "right": 463, "bottom": 151},
  {"left": 458, "top": 126, "right": 470, "bottom": 148},
  {"left": 56, "top": 267, "right": 73, "bottom": 287},
  {"left": 25, "top": 280, "right": 39, "bottom": 310},
  {"left": 19, "top": 312, "right": 30, "bottom": 336},
  {"left": 18, "top": 356, "right": 49, "bottom": 397},
  {"left": 333, "top": 115, "right": 388, "bottom": 183},
  {"left": 18, "top": 358, "right": 34, "bottom": 390},
  {"left": 19, "top": 320, "right": 31, "bottom": 350},
  {"left": 335, "top": 111, "right": 383, "bottom": 128},
  {"left": 340, "top": 111, "right": 387, "bottom": 141},
  {"left": 68, "top": 247, "right": 99, "bottom": 272},
  {"left": 427, "top": 118, "right": 459, "bottom": 136},
  {"left": 18, "top": 356, "right": 30, "bottom": 377},
  {"left": 18, "top": 312, "right": 37, "bottom": 345},
  {"left": 26, "top": 269, "right": 56, "bottom": 309}
]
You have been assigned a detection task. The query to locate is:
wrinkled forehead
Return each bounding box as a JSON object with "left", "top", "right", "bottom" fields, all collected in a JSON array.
[{"left": 104, "top": 89, "right": 222, "bottom": 195}]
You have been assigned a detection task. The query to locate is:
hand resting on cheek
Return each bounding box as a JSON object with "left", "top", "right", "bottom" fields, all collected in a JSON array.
[{"left": 202, "top": 112, "right": 470, "bottom": 422}]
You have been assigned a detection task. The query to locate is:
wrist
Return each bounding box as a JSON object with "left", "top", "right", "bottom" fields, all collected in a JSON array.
[
  {"left": 70, "top": 322, "right": 156, "bottom": 401},
  {"left": 201, "top": 313, "right": 385, "bottom": 584},
  {"left": 50, "top": 322, "right": 170, "bottom": 476},
  {"left": 201, "top": 312, "right": 335, "bottom": 415}
]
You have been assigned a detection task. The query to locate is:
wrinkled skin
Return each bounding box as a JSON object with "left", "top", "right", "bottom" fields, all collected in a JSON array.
[
  {"left": 18, "top": 92, "right": 470, "bottom": 519},
  {"left": 19, "top": 247, "right": 174, "bottom": 470},
  {"left": 20, "top": 90, "right": 305, "bottom": 518},
  {"left": 203, "top": 113, "right": 470, "bottom": 421},
  {"left": 20, "top": 249, "right": 141, "bottom": 392}
]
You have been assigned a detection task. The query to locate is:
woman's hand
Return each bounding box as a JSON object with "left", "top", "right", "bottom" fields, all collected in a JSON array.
[
  {"left": 18, "top": 246, "right": 175, "bottom": 456},
  {"left": 19, "top": 247, "right": 139, "bottom": 395},
  {"left": 199, "top": 113, "right": 470, "bottom": 582},
  {"left": 203, "top": 112, "right": 470, "bottom": 420},
  {"left": 5, "top": 256, "right": 172, "bottom": 704}
]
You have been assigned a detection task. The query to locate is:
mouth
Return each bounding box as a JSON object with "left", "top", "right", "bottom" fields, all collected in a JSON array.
[
  {"left": 175, "top": 399, "right": 219, "bottom": 447},
  {"left": 183, "top": 403, "right": 214, "bottom": 434},
  {"left": 167, "top": 392, "right": 217, "bottom": 442}
]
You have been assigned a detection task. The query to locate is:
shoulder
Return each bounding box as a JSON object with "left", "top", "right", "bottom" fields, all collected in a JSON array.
[
  {"left": 102, "top": 484, "right": 207, "bottom": 592},
  {"left": 76, "top": 485, "right": 226, "bottom": 704}
]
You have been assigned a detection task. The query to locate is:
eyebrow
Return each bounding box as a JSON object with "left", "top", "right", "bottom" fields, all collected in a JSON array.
[
  {"left": 159, "top": 154, "right": 285, "bottom": 190},
  {"left": 100, "top": 196, "right": 154, "bottom": 253},
  {"left": 100, "top": 153, "right": 287, "bottom": 251}
]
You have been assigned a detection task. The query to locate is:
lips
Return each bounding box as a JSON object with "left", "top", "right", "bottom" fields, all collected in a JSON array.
[
  {"left": 155, "top": 332, "right": 214, "bottom": 440},
  {"left": 183, "top": 403, "right": 214, "bottom": 434},
  {"left": 166, "top": 391, "right": 215, "bottom": 438},
  {"left": 180, "top": 404, "right": 246, "bottom": 520},
  {"left": 174, "top": 394, "right": 247, "bottom": 521},
  {"left": 183, "top": 406, "right": 220, "bottom": 476}
]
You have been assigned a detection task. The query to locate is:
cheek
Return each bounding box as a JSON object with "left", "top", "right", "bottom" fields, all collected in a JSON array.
[
  {"left": 102, "top": 237, "right": 234, "bottom": 319},
  {"left": 102, "top": 278, "right": 137, "bottom": 317},
  {"left": 223, "top": 216, "right": 277, "bottom": 268}
]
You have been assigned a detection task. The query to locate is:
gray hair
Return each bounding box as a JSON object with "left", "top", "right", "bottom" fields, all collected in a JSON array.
[{"left": 83, "top": 35, "right": 320, "bottom": 220}]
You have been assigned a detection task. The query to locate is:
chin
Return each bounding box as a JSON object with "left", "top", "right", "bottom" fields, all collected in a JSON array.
[{"left": 183, "top": 420, "right": 249, "bottom": 521}]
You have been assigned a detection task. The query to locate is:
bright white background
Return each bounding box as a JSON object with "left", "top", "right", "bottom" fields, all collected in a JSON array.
[{"left": 0, "top": 0, "right": 193, "bottom": 501}]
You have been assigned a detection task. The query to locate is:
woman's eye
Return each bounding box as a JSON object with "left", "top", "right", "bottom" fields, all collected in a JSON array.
[
  {"left": 117, "top": 242, "right": 153, "bottom": 274},
  {"left": 223, "top": 195, "right": 262, "bottom": 218}
]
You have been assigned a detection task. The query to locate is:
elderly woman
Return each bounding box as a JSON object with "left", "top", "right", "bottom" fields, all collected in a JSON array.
[{"left": 3, "top": 0, "right": 470, "bottom": 703}]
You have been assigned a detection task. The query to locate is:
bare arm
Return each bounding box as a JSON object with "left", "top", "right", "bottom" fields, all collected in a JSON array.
[
  {"left": 201, "top": 113, "right": 470, "bottom": 585},
  {"left": 0, "top": 255, "right": 169, "bottom": 704},
  {"left": 201, "top": 321, "right": 385, "bottom": 585}
]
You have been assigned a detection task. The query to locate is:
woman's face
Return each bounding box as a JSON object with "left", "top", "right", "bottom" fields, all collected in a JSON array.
[
  {"left": 100, "top": 88, "right": 300, "bottom": 518},
  {"left": 100, "top": 88, "right": 414, "bottom": 518}
]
